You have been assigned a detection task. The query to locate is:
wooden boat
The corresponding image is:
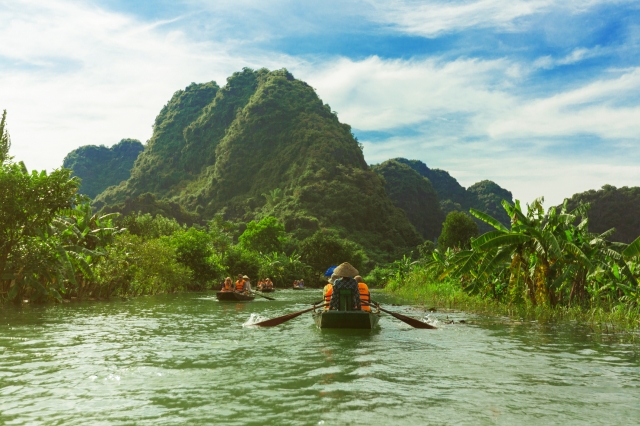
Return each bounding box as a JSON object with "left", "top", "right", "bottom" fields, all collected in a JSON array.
[
  {"left": 312, "top": 310, "right": 380, "bottom": 329},
  {"left": 216, "top": 291, "right": 255, "bottom": 302},
  {"left": 259, "top": 288, "right": 274, "bottom": 293},
  {"left": 292, "top": 286, "right": 304, "bottom": 290}
]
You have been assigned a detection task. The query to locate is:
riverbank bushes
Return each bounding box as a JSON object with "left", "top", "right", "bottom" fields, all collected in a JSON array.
[
  {"left": 1, "top": 109, "right": 370, "bottom": 303},
  {"left": 383, "top": 198, "right": 640, "bottom": 330}
]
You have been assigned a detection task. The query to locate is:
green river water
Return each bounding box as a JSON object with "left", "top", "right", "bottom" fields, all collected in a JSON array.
[{"left": 1, "top": 290, "right": 639, "bottom": 425}]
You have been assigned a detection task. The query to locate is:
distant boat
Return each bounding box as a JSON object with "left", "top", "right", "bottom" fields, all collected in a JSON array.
[{"left": 216, "top": 292, "right": 255, "bottom": 302}]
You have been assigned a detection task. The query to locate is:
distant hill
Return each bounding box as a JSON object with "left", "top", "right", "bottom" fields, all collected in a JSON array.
[
  {"left": 372, "top": 160, "right": 444, "bottom": 240},
  {"left": 392, "top": 158, "right": 513, "bottom": 233},
  {"left": 93, "top": 68, "right": 422, "bottom": 263},
  {"left": 63, "top": 139, "right": 143, "bottom": 198},
  {"left": 565, "top": 185, "right": 640, "bottom": 243}
]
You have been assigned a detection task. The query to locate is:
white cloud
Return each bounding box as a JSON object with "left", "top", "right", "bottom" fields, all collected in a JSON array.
[
  {"left": 0, "top": 0, "right": 285, "bottom": 170},
  {"left": 367, "top": 0, "right": 627, "bottom": 37},
  {"left": 1, "top": 0, "right": 638, "bottom": 207},
  {"left": 298, "top": 56, "right": 513, "bottom": 131},
  {"left": 532, "top": 46, "right": 606, "bottom": 70},
  {"left": 488, "top": 68, "right": 640, "bottom": 139}
]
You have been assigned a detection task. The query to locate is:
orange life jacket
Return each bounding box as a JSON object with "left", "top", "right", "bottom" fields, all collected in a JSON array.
[
  {"left": 223, "top": 281, "right": 233, "bottom": 291},
  {"left": 358, "top": 282, "right": 371, "bottom": 312},
  {"left": 235, "top": 280, "right": 245, "bottom": 292},
  {"left": 323, "top": 283, "right": 333, "bottom": 309}
]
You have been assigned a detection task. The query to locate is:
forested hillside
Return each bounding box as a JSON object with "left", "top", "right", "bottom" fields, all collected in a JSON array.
[
  {"left": 566, "top": 185, "right": 640, "bottom": 243},
  {"left": 63, "top": 139, "right": 143, "bottom": 198},
  {"left": 371, "top": 160, "right": 444, "bottom": 240},
  {"left": 93, "top": 68, "right": 422, "bottom": 263},
  {"left": 392, "top": 158, "right": 513, "bottom": 233}
]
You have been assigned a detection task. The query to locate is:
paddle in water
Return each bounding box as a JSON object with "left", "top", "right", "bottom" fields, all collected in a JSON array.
[
  {"left": 253, "top": 302, "right": 328, "bottom": 327},
  {"left": 365, "top": 302, "right": 436, "bottom": 329},
  {"left": 253, "top": 292, "right": 276, "bottom": 301}
]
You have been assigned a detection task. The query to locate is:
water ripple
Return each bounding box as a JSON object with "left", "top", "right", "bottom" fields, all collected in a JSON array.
[{"left": 1, "top": 291, "right": 639, "bottom": 425}]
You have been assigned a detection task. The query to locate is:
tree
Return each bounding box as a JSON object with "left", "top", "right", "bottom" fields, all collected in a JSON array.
[
  {"left": 169, "top": 227, "right": 221, "bottom": 287},
  {"left": 0, "top": 163, "right": 82, "bottom": 301},
  {"left": 299, "top": 229, "right": 366, "bottom": 277},
  {"left": 0, "top": 110, "right": 10, "bottom": 164},
  {"left": 238, "top": 216, "right": 286, "bottom": 254},
  {"left": 438, "top": 212, "right": 478, "bottom": 250}
]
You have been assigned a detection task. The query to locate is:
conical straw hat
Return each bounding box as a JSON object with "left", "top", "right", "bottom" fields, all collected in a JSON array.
[{"left": 333, "top": 262, "right": 358, "bottom": 277}]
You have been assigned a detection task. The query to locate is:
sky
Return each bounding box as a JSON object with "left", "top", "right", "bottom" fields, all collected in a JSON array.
[{"left": 1, "top": 0, "right": 639, "bottom": 205}]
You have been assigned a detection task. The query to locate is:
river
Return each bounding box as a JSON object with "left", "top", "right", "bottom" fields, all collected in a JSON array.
[{"left": 1, "top": 290, "right": 639, "bottom": 425}]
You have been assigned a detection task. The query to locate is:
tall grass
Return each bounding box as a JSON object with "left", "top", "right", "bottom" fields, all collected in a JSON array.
[{"left": 385, "top": 268, "right": 640, "bottom": 332}]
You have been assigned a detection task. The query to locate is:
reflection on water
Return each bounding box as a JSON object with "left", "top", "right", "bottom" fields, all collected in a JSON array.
[{"left": 1, "top": 290, "right": 639, "bottom": 425}]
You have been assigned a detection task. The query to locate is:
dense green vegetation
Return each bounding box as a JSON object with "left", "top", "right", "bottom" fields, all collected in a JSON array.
[
  {"left": 371, "top": 159, "right": 444, "bottom": 240},
  {"left": 566, "top": 185, "right": 640, "bottom": 244},
  {"left": 392, "top": 158, "right": 513, "bottom": 233},
  {"left": 383, "top": 198, "right": 640, "bottom": 328},
  {"left": 437, "top": 211, "right": 478, "bottom": 251},
  {"left": 63, "top": 139, "right": 143, "bottom": 198},
  {"left": 91, "top": 68, "right": 421, "bottom": 264},
  {"left": 0, "top": 110, "right": 318, "bottom": 303}
]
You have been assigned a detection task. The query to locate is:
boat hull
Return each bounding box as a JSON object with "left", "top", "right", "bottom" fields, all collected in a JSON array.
[
  {"left": 259, "top": 288, "right": 274, "bottom": 293},
  {"left": 216, "top": 291, "right": 255, "bottom": 302},
  {"left": 312, "top": 310, "right": 380, "bottom": 329}
]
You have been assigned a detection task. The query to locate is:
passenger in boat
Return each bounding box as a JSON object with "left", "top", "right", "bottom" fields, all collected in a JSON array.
[
  {"left": 222, "top": 277, "right": 233, "bottom": 292},
  {"left": 242, "top": 275, "right": 252, "bottom": 293},
  {"left": 293, "top": 280, "right": 299, "bottom": 289},
  {"left": 265, "top": 278, "right": 273, "bottom": 290},
  {"left": 323, "top": 274, "right": 338, "bottom": 310},
  {"left": 298, "top": 279, "right": 305, "bottom": 288},
  {"left": 328, "top": 262, "right": 361, "bottom": 311},
  {"left": 354, "top": 275, "right": 371, "bottom": 312},
  {"left": 235, "top": 274, "right": 246, "bottom": 292},
  {"left": 257, "top": 279, "right": 264, "bottom": 291}
]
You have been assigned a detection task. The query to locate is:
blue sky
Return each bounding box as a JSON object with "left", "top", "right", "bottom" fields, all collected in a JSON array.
[{"left": 1, "top": 0, "right": 639, "bottom": 205}]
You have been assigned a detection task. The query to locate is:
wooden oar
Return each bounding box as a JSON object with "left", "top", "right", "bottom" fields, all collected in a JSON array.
[
  {"left": 253, "top": 292, "right": 276, "bottom": 301},
  {"left": 366, "top": 302, "right": 437, "bottom": 329},
  {"left": 253, "top": 303, "right": 328, "bottom": 327}
]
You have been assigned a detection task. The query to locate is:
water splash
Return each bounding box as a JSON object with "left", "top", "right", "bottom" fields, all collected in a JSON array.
[
  {"left": 424, "top": 314, "right": 439, "bottom": 327},
  {"left": 242, "top": 313, "right": 269, "bottom": 327}
]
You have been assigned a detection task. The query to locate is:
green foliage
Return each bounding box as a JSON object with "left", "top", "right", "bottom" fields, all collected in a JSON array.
[
  {"left": 394, "top": 158, "right": 513, "bottom": 233},
  {"left": 223, "top": 246, "right": 261, "bottom": 281},
  {"left": 98, "top": 193, "right": 199, "bottom": 226},
  {"left": 93, "top": 234, "right": 191, "bottom": 297},
  {"left": 257, "top": 252, "right": 312, "bottom": 287},
  {"left": 438, "top": 211, "right": 479, "bottom": 250},
  {"left": 299, "top": 229, "right": 367, "bottom": 278},
  {"left": 63, "top": 139, "right": 144, "bottom": 198},
  {"left": 119, "top": 212, "right": 184, "bottom": 239},
  {"left": 372, "top": 159, "right": 444, "bottom": 240},
  {"left": 169, "top": 227, "right": 223, "bottom": 288},
  {"left": 91, "top": 69, "right": 422, "bottom": 264},
  {"left": 421, "top": 198, "right": 640, "bottom": 310},
  {"left": 395, "top": 158, "right": 467, "bottom": 206},
  {"left": 0, "top": 109, "right": 11, "bottom": 164},
  {"left": 0, "top": 162, "right": 83, "bottom": 302},
  {"left": 566, "top": 185, "right": 640, "bottom": 243},
  {"left": 385, "top": 198, "right": 640, "bottom": 328},
  {"left": 262, "top": 188, "right": 283, "bottom": 208},
  {"left": 238, "top": 216, "right": 286, "bottom": 254},
  {"left": 466, "top": 180, "right": 512, "bottom": 231},
  {"left": 208, "top": 213, "right": 237, "bottom": 259}
]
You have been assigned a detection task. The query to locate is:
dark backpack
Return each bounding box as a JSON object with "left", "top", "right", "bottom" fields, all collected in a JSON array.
[{"left": 329, "top": 277, "right": 361, "bottom": 311}]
